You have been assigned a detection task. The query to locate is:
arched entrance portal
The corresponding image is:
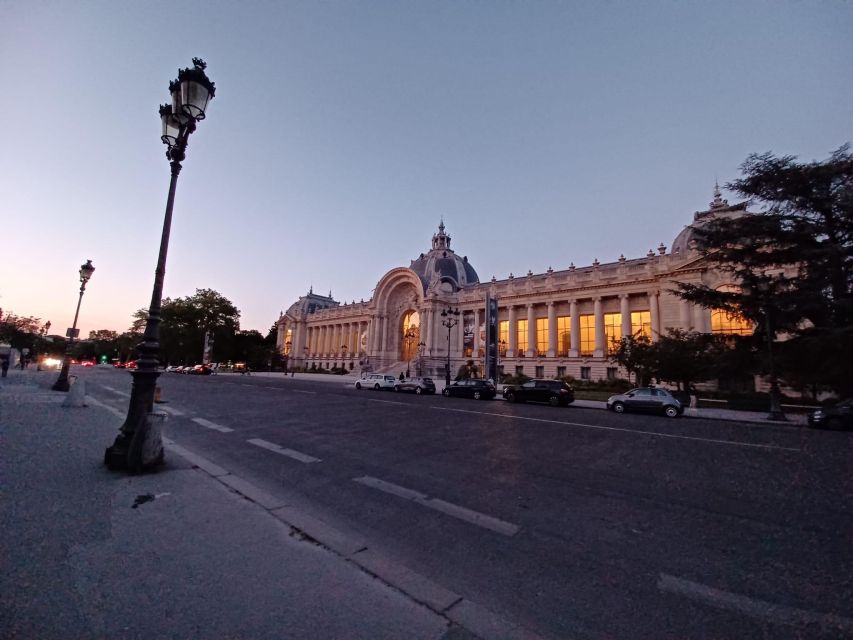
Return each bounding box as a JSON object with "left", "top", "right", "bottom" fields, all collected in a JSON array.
[{"left": 400, "top": 311, "right": 420, "bottom": 366}]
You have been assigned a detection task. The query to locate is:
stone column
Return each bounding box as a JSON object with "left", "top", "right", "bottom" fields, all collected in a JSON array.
[
  {"left": 457, "top": 312, "right": 465, "bottom": 354},
  {"left": 593, "top": 297, "right": 605, "bottom": 357},
  {"left": 680, "top": 299, "right": 692, "bottom": 329},
  {"left": 694, "top": 305, "right": 709, "bottom": 333},
  {"left": 547, "top": 301, "right": 556, "bottom": 357},
  {"left": 526, "top": 303, "right": 536, "bottom": 357},
  {"left": 424, "top": 307, "right": 433, "bottom": 356},
  {"left": 381, "top": 314, "right": 389, "bottom": 356},
  {"left": 620, "top": 294, "right": 631, "bottom": 339},
  {"left": 473, "top": 309, "right": 480, "bottom": 355},
  {"left": 569, "top": 300, "right": 579, "bottom": 357},
  {"left": 649, "top": 292, "right": 660, "bottom": 341},
  {"left": 507, "top": 305, "right": 517, "bottom": 357}
]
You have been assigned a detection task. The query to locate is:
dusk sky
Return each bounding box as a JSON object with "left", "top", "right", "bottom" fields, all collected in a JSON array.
[{"left": 2, "top": 1, "right": 850, "bottom": 338}]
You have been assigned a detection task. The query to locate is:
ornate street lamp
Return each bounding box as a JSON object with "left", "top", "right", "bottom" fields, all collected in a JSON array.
[
  {"left": 403, "top": 326, "right": 417, "bottom": 378},
  {"left": 440, "top": 306, "right": 460, "bottom": 386},
  {"left": 52, "top": 260, "right": 95, "bottom": 391},
  {"left": 105, "top": 58, "right": 215, "bottom": 472}
]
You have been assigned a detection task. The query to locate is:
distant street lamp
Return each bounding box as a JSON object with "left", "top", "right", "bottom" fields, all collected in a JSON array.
[
  {"left": 440, "top": 306, "right": 460, "bottom": 386},
  {"left": 52, "top": 260, "right": 95, "bottom": 391},
  {"left": 403, "top": 326, "right": 417, "bottom": 378},
  {"left": 105, "top": 58, "right": 215, "bottom": 472},
  {"left": 755, "top": 277, "right": 787, "bottom": 422}
]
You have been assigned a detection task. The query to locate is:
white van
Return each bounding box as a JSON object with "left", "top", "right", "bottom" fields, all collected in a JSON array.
[{"left": 354, "top": 374, "right": 397, "bottom": 391}]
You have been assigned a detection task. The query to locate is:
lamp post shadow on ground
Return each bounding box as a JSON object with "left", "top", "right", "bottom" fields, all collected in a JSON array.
[
  {"left": 52, "top": 261, "right": 95, "bottom": 392},
  {"left": 104, "top": 58, "right": 215, "bottom": 473}
]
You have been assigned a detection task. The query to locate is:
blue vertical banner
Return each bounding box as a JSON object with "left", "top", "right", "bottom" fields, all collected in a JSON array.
[{"left": 485, "top": 294, "right": 498, "bottom": 381}]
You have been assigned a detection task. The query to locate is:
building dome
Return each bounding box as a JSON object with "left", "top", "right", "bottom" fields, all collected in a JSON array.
[
  {"left": 409, "top": 222, "right": 479, "bottom": 293},
  {"left": 671, "top": 184, "right": 749, "bottom": 256}
]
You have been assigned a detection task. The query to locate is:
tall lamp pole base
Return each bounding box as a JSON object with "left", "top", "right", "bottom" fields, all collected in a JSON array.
[{"left": 105, "top": 370, "right": 166, "bottom": 472}]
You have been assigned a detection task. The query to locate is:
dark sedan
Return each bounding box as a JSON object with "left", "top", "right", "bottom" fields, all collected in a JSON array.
[
  {"left": 606, "top": 387, "right": 684, "bottom": 418},
  {"left": 442, "top": 379, "right": 497, "bottom": 400},
  {"left": 503, "top": 379, "right": 575, "bottom": 406},
  {"left": 808, "top": 399, "right": 853, "bottom": 430}
]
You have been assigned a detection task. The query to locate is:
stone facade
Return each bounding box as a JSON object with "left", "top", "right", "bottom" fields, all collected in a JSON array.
[{"left": 276, "top": 188, "right": 752, "bottom": 382}]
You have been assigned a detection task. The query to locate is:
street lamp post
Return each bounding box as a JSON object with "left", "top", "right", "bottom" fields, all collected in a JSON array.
[
  {"left": 52, "top": 260, "right": 95, "bottom": 391},
  {"left": 105, "top": 58, "right": 215, "bottom": 472},
  {"left": 440, "top": 306, "right": 460, "bottom": 386},
  {"left": 416, "top": 341, "right": 426, "bottom": 376},
  {"left": 756, "top": 278, "right": 787, "bottom": 422},
  {"left": 403, "top": 326, "right": 417, "bottom": 378}
]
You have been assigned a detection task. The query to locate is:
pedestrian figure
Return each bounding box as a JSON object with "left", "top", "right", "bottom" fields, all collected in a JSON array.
[
  {"left": 689, "top": 384, "right": 698, "bottom": 409},
  {"left": 1, "top": 357, "right": 8, "bottom": 378},
  {"left": 399, "top": 371, "right": 405, "bottom": 381}
]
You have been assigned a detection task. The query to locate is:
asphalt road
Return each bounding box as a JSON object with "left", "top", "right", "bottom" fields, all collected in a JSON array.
[{"left": 83, "top": 368, "right": 852, "bottom": 640}]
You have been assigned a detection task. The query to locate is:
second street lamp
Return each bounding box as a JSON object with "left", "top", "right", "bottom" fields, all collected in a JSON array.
[
  {"left": 105, "top": 58, "right": 215, "bottom": 472},
  {"left": 441, "top": 306, "right": 460, "bottom": 386},
  {"left": 52, "top": 260, "right": 95, "bottom": 392}
]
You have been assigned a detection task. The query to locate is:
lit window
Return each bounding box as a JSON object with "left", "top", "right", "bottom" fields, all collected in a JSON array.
[
  {"left": 499, "top": 320, "right": 509, "bottom": 354},
  {"left": 580, "top": 315, "right": 595, "bottom": 355},
  {"left": 711, "top": 285, "right": 753, "bottom": 336},
  {"left": 631, "top": 311, "right": 651, "bottom": 338},
  {"left": 604, "top": 313, "right": 621, "bottom": 353},
  {"left": 517, "top": 319, "right": 528, "bottom": 355},
  {"left": 283, "top": 329, "right": 292, "bottom": 354},
  {"left": 536, "top": 318, "right": 548, "bottom": 355},
  {"left": 557, "top": 316, "right": 570, "bottom": 356}
]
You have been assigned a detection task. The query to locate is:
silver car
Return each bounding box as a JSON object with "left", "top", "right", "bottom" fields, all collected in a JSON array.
[
  {"left": 354, "top": 374, "right": 397, "bottom": 391},
  {"left": 606, "top": 387, "right": 684, "bottom": 418}
]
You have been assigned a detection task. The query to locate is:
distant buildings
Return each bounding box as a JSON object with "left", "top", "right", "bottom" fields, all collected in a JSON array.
[{"left": 276, "top": 186, "right": 752, "bottom": 383}]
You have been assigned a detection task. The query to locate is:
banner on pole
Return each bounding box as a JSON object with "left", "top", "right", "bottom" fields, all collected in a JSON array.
[{"left": 484, "top": 294, "right": 498, "bottom": 382}]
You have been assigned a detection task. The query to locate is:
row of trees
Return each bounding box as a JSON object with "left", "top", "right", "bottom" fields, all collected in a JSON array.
[{"left": 1, "top": 289, "right": 280, "bottom": 370}]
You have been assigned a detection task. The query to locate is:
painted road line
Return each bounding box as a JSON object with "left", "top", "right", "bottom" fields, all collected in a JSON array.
[
  {"left": 419, "top": 498, "right": 520, "bottom": 536},
  {"left": 428, "top": 406, "right": 798, "bottom": 452},
  {"left": 264, "top": 386, "right": 278, "bottom": 390},
  {"left": 241, "top": 384, "right": 253, "bottom": 387},
  {"left": 354, "top": 476, "right": 428, "bottom": 501},
  {"left": 292, "top": 390, "right": 317, "bottom": 395},
  {"left": 87, "top": 395, "right": 126, "bottom": 418},
  {"left": 191, "top": 417, "right": 233, "bottom": 433},
  {"left": 367, "top": 399, "right": 408, "bottom": 406},
  {"left": 159, "top": 405, "right": 184, "bottom": 417},
  {"left": 658, "top": 573, "right": 853, "bottom": 635},
  {"left": 101, "top": 385, "right": 130, "bottom": 397},
  {"left": 246, "top": 438, "right": 320, "bottom": 463},
  {"left": 353, "top": 476, "right": 519, "bottom": 537}
]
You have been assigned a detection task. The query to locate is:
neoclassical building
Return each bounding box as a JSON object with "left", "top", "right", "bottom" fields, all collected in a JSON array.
[{"left": 276, "top": 187, "right": 751, "bottom": 381}]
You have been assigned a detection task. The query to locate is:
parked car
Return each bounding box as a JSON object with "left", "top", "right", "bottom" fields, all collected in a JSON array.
[
  {"left": 81, "top": 360, "right": 95, "bottom": 367},
  {"left": 125, "top": 360, "right": 138, "bottom": 370},
  {"left": 503, "top": 379, "right": 575, "bottom": 406},
  {"left": 189, "top": 364, "right": 213, "bottom": 375},
  {"left": 354, "top": 374, "right": 397, "bottom": 390},
  {"left": 442, "top": 379, "right": 497, "bottom": 400},
  {"left": 165, "top": 365, "right": 181, "bottom": 373},
  {"left": 606, "top": 387, "right": 683, "bottom": 418},
  {"left": 394, "top": 377, "right": 436, "bottom": 395},
  {"left": 808, "top": 399, "right": 853, "bottom": 430}
]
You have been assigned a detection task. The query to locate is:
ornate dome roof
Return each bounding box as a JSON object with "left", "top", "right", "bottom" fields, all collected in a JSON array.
[
  {"left": 671, "top": 184, "right": 749, "bottom": 256},
  {"left": 409, "top": 222, "right": 479, "bottom": 293}
]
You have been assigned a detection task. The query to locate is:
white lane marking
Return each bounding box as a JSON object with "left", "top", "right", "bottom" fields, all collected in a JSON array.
[
  {"left": 367, "top": 399, "right": 408, "bottom": 406},
  {"left": 159, "top": 405, "right": 184, "bottom": 416},
  {"left": 354, "top": 476, "right": 427, "bottom": 501},
  {"left": 247, "top": 438, "right": 320, "bottom": 463},
  {"left": 292, "top": 390, "right": 316, "bottom": 395},
  {"left": 353, "top": 476, "right": 519, "bottom": 537},
  {"left": 101, "top": 385, "right": 130, "bottom": 397},
  {"left": 658, "top": 573, "right": 853, "bottom": 634},
  {"left": 241, "top": 384, "right": 253, "bottom": 387},
  {"left": 264, "top": 386, "right": 278, "bottom": 390},
  {"left": 420, "top": 498, "right": 520, "bottom": 537},
  {"left": 428, "top": 406, "right": 798, "bottom": 452},
  {"left": 191, "top": 417, "right": 233, "bottom": 433},
  {"left": 87, "top": 395, "right": 126, "bottom": 418}
]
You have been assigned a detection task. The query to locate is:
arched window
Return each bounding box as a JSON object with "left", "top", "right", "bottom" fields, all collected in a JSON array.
[{"left": 711, "top": 285, "right": 752, "bottom": 336}]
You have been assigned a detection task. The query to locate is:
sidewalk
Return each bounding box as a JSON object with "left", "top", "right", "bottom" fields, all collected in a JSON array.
[
  {"left": 232, "top": 371, "right": 808, "bottom": 427},
  {"left": 0, "top": 370, "right": 479, "bottom": 640}
]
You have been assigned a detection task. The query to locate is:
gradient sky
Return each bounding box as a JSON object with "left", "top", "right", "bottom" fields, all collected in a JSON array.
[{"left": 2, "top": 1, "right": 851, "bottom": 338}]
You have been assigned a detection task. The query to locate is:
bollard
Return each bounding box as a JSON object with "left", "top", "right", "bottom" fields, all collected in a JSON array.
[
  {"left": 154, "top": 385, "right": 162, "bottom": 403},
  {"left": 62, "top": 378, "right": 87, "bottom": 408}
]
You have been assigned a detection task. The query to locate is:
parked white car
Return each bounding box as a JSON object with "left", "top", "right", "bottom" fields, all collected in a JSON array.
[{"left": 354, "top": 374, "right": 397, "bottom": 391}]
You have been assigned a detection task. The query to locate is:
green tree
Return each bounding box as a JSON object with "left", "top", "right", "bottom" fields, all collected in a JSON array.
[
  {"left": 610, "top": 334, "right": 656, "bottom": 386},
  {"left": 676, "top": 145, "right": 853, "bottom": 395},
  {"left": 653, "top": 329, "right": 717, "bottom": 392}
]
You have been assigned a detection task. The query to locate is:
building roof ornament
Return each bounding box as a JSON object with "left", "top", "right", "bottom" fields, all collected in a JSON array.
[{"left": 710, "top": 181, "right": 729, "bottom": 210}]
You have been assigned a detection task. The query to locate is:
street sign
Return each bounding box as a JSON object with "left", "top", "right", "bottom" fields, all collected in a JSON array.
[{"left": 66, "top": 328, "right": 79, "bottom": 339}]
